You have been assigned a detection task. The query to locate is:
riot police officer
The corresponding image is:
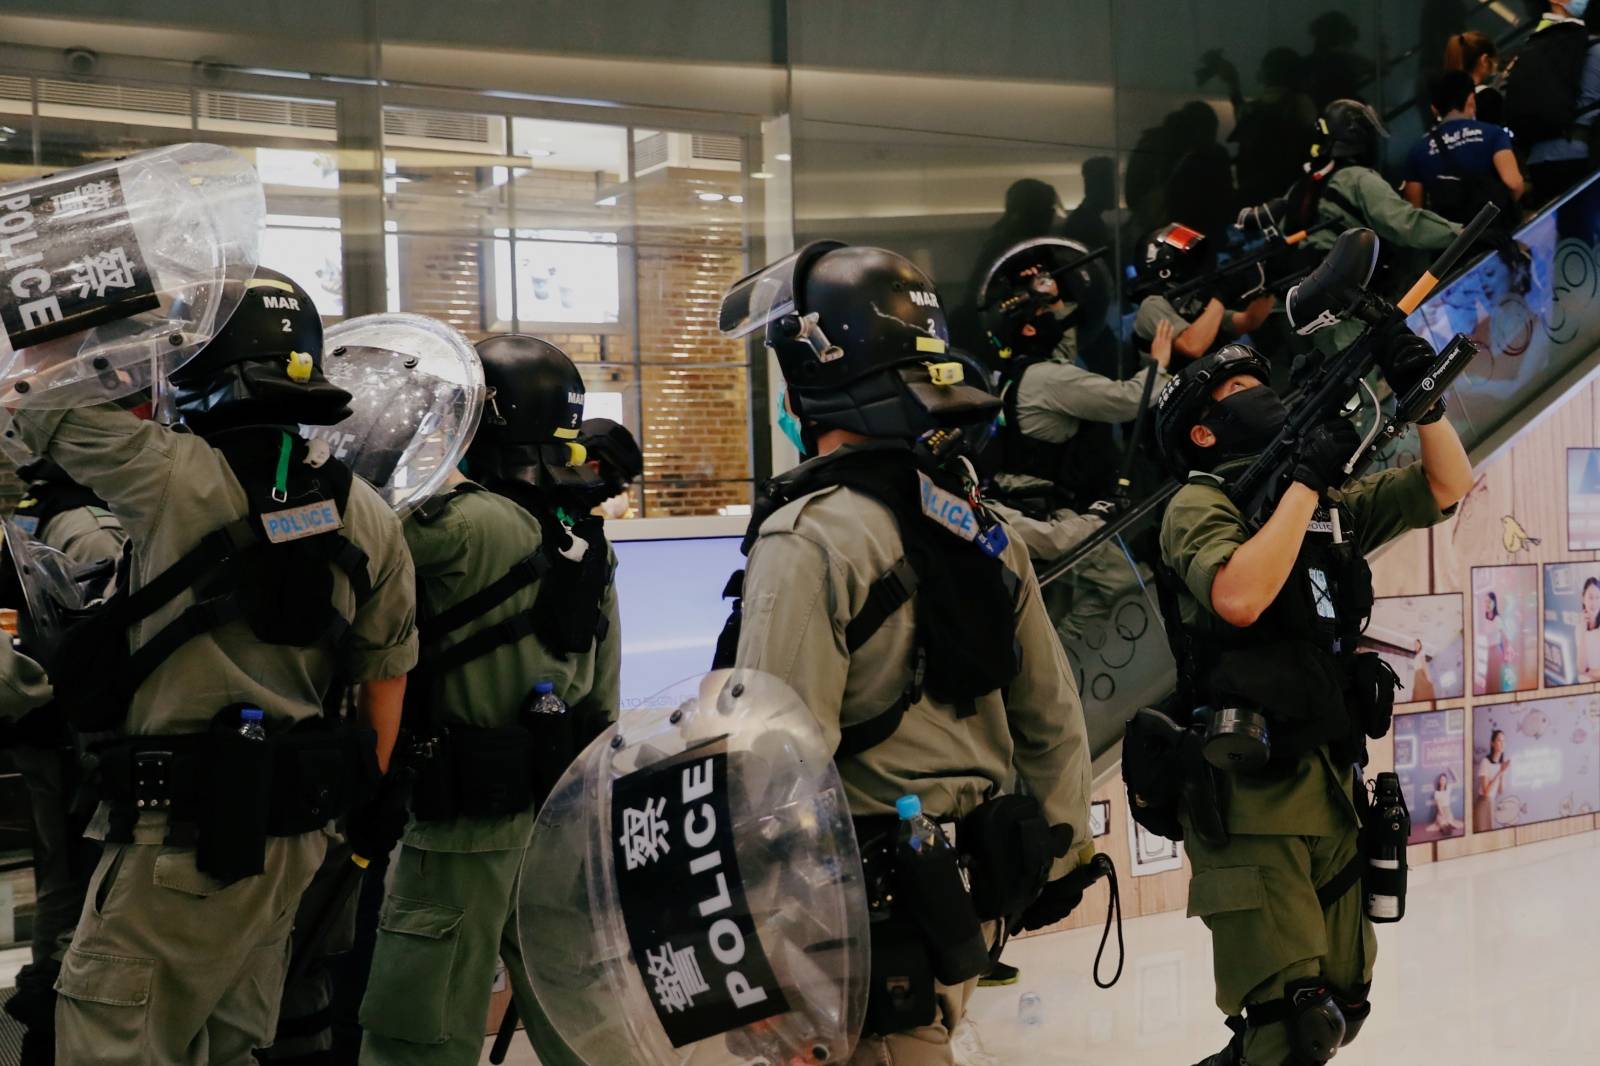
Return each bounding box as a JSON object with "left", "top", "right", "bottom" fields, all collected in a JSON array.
[
  {"left": 357, "top": 335, "right": 620, "bottom": 1066},
  {"left": 3, "top": 267, "right": 418, "bottom": 1066},
  {"left": 978, "top": 237, "right": 1171, "bottom": 516},
  {"left": 578, "top": 416, "right": 643, "bottom": 519},
  {"left": 1150, "top": 326, "right": 1472, "bottom": 1065},
  {"left": 0, "top": 458, "right": 126, "bottom": 1065},
  {"left": 722, "top": 242, "right": 1094, "bottom": 1065},
  {"left": 1133, "top": 223, "right": 1276, "bottom": 364}
]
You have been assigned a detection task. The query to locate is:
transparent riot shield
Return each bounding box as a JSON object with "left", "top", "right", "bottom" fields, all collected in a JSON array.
[
  {"left": 1, "top": 518, "right": 116, "bottom": 659},
  {"left": 0, "top": 142, "right": 264, "bottom": 408},
  {"left": 311, "top": 313, "right": 485, "bottom": 515},
  {"left": 517, "top": 669, "right": 868, "bottom": 1066}
]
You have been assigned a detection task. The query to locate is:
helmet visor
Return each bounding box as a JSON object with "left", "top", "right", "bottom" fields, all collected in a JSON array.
[{"left": 718, "top": 240, "right": 845, "bottom": 338}]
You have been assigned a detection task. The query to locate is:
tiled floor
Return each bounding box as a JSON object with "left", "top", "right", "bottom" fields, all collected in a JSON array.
[{"left": 485, "top": 830, "right": 1600, "bottom": 1065}]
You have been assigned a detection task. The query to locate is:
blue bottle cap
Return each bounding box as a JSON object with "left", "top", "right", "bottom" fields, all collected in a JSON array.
[
  {"left": 535, "top": 681, "right": 555, "bottom": 695},
  {"left": 241, "top": 707, "right": 264, "bottom": 721},
  {"left": 895, "top": 795, "right": 922, "bottom": 820}
]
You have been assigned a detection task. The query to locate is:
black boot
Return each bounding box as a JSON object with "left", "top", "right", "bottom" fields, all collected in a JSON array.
[{"left": 1191, "top": 1018, "right": 1244, "bottom": 1066}]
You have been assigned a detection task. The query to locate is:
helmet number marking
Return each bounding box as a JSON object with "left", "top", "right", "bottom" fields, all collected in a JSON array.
[{"left": 282, "top": 318, "right": 293, "bottom": 333}]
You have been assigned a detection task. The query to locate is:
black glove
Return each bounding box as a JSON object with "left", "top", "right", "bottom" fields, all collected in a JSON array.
[
  {"left": 1375, "top": 313, "right": 1446, "bottom": 424},
  {"left": 1019, "top": 874, "right": 1088, "bottom": 932},
  {"left": 345, "top": 768, "right": 413, "bottom": 865},
  {"left": 1086, "top": 499, "right": 1121, "bottom": 521},
  {"left": 1292, "top": 418, "right": 1364, "bottom": 494}
]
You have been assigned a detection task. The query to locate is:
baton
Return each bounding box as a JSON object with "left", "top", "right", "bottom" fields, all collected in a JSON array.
[{"left": 1395, "top": 202, "right": 1500, "bottom": 314}]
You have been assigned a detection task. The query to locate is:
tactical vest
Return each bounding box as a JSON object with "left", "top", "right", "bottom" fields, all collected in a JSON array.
[
  {"left": 992, "top": 358, "right": 1117, "bottom": 512},
  {"left": 714, "top": 445, "right": 1021, "bottom": 758},
  {"left": 39, "top": 427, "right": 373, "bottom": 733},
  {"left": 1158, "top": 474, "right": 1377, "bottom": 767},
  {"left": 403, "top": 482, "right": 614, "bottom": 821},
  {"left": 11, "top": 477, "right": 108, "bottom": 542}
]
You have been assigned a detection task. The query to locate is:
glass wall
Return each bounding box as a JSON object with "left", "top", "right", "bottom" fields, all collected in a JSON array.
[{"left": 0, "top": 0, "right": 1552, "bottom": 948}]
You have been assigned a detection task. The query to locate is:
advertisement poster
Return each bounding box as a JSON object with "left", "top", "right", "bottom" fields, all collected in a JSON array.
[
  {"left": 1126, "top": 807, "right": 1183, "bottom": 877},
  {"left": 1543, "top": 562, "right": 1600, "bottom": 688},
  {"left": 1471, "top": 696, "right": 1600, "bottom": 832},
  {"left": 1570, "top": 448, "right": 1600, "bottom": 552},
  {"left": 1358, "top": 594, "right": 1465, "bottom": 703},
  {"left": 1393, "top": 709, "right": 1467, "bottom": 843},
  {"left": 1471, "top": 565, "right": 1540, "bottom": 696}
]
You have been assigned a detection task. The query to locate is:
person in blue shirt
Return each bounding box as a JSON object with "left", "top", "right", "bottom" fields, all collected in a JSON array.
[{"left": 1403, "top": 70, "right": 1524, "bottom": 223}]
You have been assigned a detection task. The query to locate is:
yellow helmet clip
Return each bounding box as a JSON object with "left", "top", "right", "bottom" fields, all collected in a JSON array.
[
  {"left": 566, "top": 441, "right": 588, "bottom": 467},
  {"left": 925, "top": 361, "right": 964, "bottom": 387},
  {"left": 286, "top": 351, "right": 314, "bottom": 383}
]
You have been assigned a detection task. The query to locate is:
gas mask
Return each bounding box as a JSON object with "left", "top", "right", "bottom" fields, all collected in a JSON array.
[{"left": 1198, "top": 386, "right": 1288, "bottom": 463}]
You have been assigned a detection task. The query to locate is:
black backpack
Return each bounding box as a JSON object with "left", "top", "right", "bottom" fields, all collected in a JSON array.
[
  {"left": 1421, "top": 126, "right": 1515, "bottom": 225},
  {"left": 1503, "top": 21, "right": 1594, "bottom": 145}
]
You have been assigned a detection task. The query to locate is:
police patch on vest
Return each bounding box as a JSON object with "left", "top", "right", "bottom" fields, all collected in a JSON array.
[
  {"left": 0, "top": 171, "right": 159, "bottom": 351},
  {"left": 10, "top": 514, "right": 38, "bottom": 536},
  {"left": 918, "top": 471, "right": 978, "bottom": 542},
  {"left": 260, "top": 501, "right": 344, "bottom": 544},
  {"left": 612, "top": 738, "right": 788, "bottom": 1047}
]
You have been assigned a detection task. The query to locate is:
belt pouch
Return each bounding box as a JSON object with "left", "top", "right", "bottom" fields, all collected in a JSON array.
[
  {"left": 957, "top": 795, "right": 1053, "bottom": 922},
  {"left": 864, "top": 909, "right": 936, "bottom": 1037},
  {"left": 196, "top": 706, "right": 272, "bottom": 884},
  {"left": 893, "top": 827, "right": 990, "bottom": 985},
  {"left": 523, "top": 707, "right": 576, "bottom": 811},
  {"left": 453, "top": 727, "right": 533, "bottom": 818}
]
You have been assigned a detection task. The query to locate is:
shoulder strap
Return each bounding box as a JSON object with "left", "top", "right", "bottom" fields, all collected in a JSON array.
[
  {"left": 425, "top": 552, "right": 550, "bottom": 639},
  {"left": 1319, "top": 178, "right": 1365, "bottom": 224},
  {"left": 844, "top": 557, "right": 918, "bottom": 652}
]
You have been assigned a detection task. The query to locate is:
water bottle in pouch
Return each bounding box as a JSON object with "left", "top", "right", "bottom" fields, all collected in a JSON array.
[{"left": 1365, "top": 771, "right": 1409, "bottom": 923}]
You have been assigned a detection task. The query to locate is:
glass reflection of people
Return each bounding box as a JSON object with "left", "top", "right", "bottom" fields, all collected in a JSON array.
[
  {"left": 1432, "top": 772, "right": 1464, "bottom": 836},
  {"left": 1198, "top": 46, "right": 1319, "bottom": 207},
  {"left": 1577, "top": 576, "right": 1600, "bottom": 681},
  {"left": 1443, "top": 30, "right": 1504, "bottom": 125},
  {"left": 1061, "top": 156, "right": 1115, "bottom": 252},
  {"left": 1411, "top": 637, "right": 1438, "bottom": 701},
  {"left": 1476, "top": 589, "right": 1509, "bottom": 693},
  {"left": 1304, "top": 10, "right": 1376, "bottom": 109},
  {"left": 1475, "top": 728, "right": 1511, "bottom": 831}
]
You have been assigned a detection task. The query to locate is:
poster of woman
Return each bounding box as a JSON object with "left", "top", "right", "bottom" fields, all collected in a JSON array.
[
  {"left": 1358, "top": 594, "right": 1465, "bottom": 703},
  {"left": 1543, "top": 562, "right": 1600, "bottom": 687},
  {"left": 1472, "top": 696, "right": 1600, "bottom": 832},
  {"left": 1472, "top": 565, "right": 1539, "bottom": 696},
  {"left": 1394, "top": 709, "right": 1467, "bottom": 842}
]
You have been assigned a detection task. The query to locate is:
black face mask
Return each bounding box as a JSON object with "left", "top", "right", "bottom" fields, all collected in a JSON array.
[
  {"left": 1007, "top": 308, "right": 1072, "bottom": 359},
  {"left": 1197, "top": 386, "right": 1287, "bottom": 464}
]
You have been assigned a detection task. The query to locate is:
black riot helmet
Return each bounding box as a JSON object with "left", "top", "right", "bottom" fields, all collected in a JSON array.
[
  {"left": 468, "top": 334, "right": 599, "bottom": 492},
  {"left": 719, "top": 241, "right": 999, "bottom": 447},
  {"left": 168, "top": 267, "right": 351, "bottom": 432},
  {"left": 1311, "top": 99, "right": 1386, "bottom": 168},
  {"left": 1139, "top": 223, "right": 1211, "bottom": 290},
  {"left": 977, "top": 237, "right": 1096, "bottom": 363},
  {"left": 579, "top": 417, "right": 643, "bottom": 490},
  {"left": 1153, "top": 344, "right": 1274, "bottom": 477}
]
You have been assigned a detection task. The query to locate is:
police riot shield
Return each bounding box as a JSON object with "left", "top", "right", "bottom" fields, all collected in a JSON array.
[
  {"left": 0, "top": 142, "right": 264, "bottom": 408},
  {"left": 311, "top": 313, "right": 485, "bottom": 515},
  {"left": 517, "top": 669, "right": 869, "bottom": 1066},
  {"left": 1, "top": 517, "right": 116, "bottom": 662}
]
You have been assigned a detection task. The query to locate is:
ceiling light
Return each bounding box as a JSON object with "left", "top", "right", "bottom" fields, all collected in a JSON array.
[
  {"left": 595, "top": 195, "right": 618, "bottom": 207},
  {"left": 751, "top": 171, "right": 774, "bottom": 180},
  {"left": 728, "top": 194, "right": 745, "bottom": 204},
  {"left": 774, "top": 153, "right": 792, "bottom": 162},
  {"left": 526, "top": 148, "right": 554, "bottom": 158},
  {"left": 697, "top": 192, "right": 725, "bottom": 202}
]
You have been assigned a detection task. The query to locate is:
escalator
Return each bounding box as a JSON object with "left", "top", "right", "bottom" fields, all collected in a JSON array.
[{"left": 1042, "top": 169, "right": 1600, "bottom": 780}]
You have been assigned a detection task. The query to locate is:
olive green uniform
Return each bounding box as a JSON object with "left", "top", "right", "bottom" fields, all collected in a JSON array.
[
  {"left": 1307, "top": 166, "right": 1460, "bottom": 353},
  {"left": 1160, "top": 461, "right": 1448, "bottom": 1065},
  {"left": 359, "top": 484, "right": 620, "bottom": 1066},
  {"left": 7, "top": 503, "right": 125, "bottom": 1012},
  {"left": 7, "top": 405, "right": 418, "bottom": 1066},
  {"left": 734, "top": 443, "right": 1092, "bottom": 1065}
]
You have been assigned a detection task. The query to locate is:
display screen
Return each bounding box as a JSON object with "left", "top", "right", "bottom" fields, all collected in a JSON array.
[{"left": 613, "top": 535, "right": 745, "bottom": 710}]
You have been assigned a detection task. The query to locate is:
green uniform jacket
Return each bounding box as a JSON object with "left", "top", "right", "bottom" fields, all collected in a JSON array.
[
  {"left": 995, "top": 356, "right": 1170, "bottom": 500},
  {"left": 1160, "top": 461, "right": 1449, "bottom": 835},
  {"left": 402, "top": 483, "right": 620, "bottom": 853},
  {"left": 9, "top": 406, "right": 419, "bottom": 840},
  {"left": 734, "top": 444, "right": 1093, "bottom": 878}
]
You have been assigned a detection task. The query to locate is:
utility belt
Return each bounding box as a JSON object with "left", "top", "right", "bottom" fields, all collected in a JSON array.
[
  {"left": 853, "top": 794, "right": 1060, "bottom": 1037},
  {"left": 96, "top": 712, "right": 377, "bottom": 885},
  {"left": 408, "top": 709, "right": 582, "bottom": 823}
]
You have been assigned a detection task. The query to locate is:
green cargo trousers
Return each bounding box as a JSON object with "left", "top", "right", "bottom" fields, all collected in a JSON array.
[
  {"left": 1181, "top": 815, "right": 1377, "bottom": 1066},
  {"left": 357, "top": 843, "right": 581, "bottom": 1066},
  {"left": 53, "top": 831, "right": 328, "bottom": 1066}
]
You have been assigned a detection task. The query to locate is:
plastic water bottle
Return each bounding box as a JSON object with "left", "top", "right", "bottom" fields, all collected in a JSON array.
[
  {"left": 893, "top": 794, "right": 992, "bottom": 985},
  {"left": 895, "top": 794, "right": 942, "bottom": 853},
  {"left": 237, "top": 706, "right": 267, "bottom": 742},
  {"left": 1018, "top": 991, "right": 1043, "bottom": 1028},
  {"left": 530, "top": 681, "right": 567, "bottom": 716}
]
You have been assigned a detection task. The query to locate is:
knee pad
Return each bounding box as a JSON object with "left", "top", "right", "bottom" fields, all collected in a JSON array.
[
  {"left": 1334, "top": 983, "right": 1371, "bottom": 1046},
  {"left": 1246, "top": 978, "right": 1345, "bottom": 1065}
]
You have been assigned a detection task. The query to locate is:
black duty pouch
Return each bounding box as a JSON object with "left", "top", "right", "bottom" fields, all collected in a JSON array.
[
  {"left": 451, "top": 726, "right": 534, "bottom": 818},
  {"left": 409, "top": 736, "right": 457, "bottom": 822},
  {"left": 1348, "top": 652, "right": 1399, "bottom": 741},
  {"left": 196, "top": 704, "right": 273, "bottom": 885},
  {"left": 864, "top": 909, "right": 937, "bottom": 1037},
  {"left": 957, "top": 794, "right": 1056, "bottom": 923},
  {"left": 523, "top": 703, "right": 577, "bottom": 812},
  {"left": 1123, "top": 707, "right": 1187, "bottom": 841},
  {"left": 268, "top": 724, "right": 378, "bottom": 836},
  {"left": 1208, "top": 640, "right": 1350, "bottom": 765},
  {"left": 893, "top": 822, "right": 991, "bottom": 986}
]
